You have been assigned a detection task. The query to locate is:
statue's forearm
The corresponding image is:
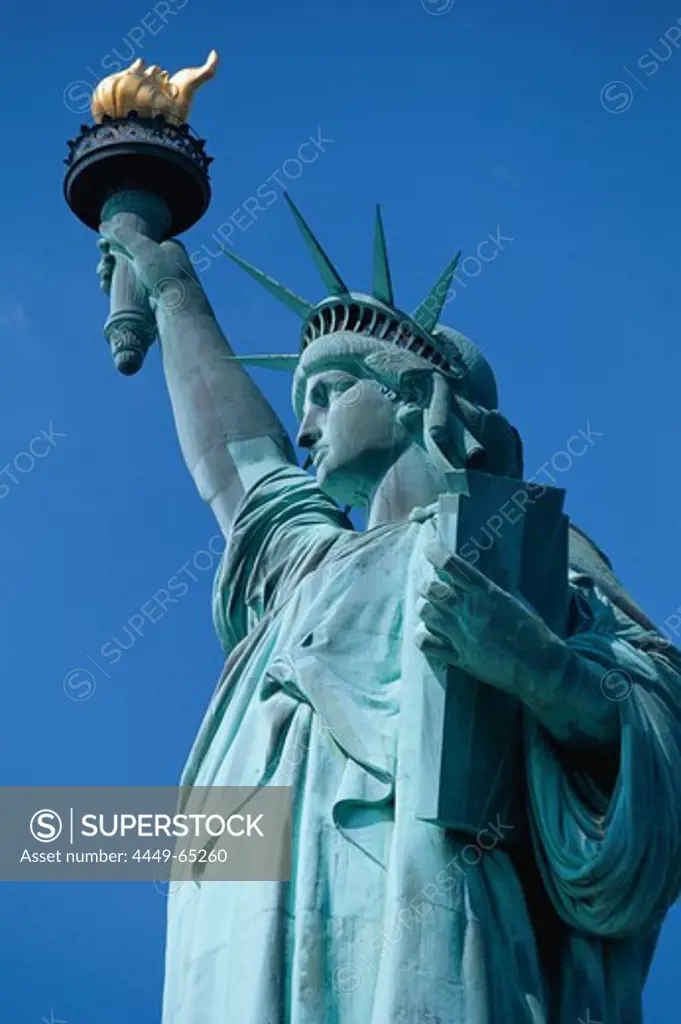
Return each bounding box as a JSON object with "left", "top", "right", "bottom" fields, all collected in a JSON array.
[
  {"left": 155, "top": 293, "right": 296, "bottom": 535},
  {"left": 511, "top": 637, "right": 620, "bottom": 747}
]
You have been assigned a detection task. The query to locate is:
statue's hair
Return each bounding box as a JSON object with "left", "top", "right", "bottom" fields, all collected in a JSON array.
[{"left": 292, "top": 324, "right": 498, "bottom": 419}]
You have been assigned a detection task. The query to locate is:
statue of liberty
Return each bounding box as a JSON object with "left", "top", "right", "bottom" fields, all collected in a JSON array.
[{"left": 97, "top": 195, "right": 681, "bottom": 1024}]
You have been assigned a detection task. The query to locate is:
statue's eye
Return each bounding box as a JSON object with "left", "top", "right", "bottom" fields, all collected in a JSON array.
[
  {"left": 309, "top": 383, "right": 329, "bottom": 407},
  {"left": 331, "top": 379, "right": 355, "bottom": 397}
]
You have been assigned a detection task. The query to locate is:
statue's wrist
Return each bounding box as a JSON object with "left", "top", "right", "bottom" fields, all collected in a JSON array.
[{"left": 502, "top": 626, "right": 571, "bottom": 712}]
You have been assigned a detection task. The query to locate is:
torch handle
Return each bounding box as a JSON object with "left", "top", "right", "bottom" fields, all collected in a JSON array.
[
  {"left": 104, "top": 252, "right": 156, "bottom": 376},
  {"left": 100, "top": 190, "right": 172, "bottom": 376}
]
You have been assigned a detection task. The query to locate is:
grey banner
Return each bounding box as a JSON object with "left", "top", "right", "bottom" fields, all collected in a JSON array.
[{"left": 0, "top": 786, "right": 292, "bottom": 881}]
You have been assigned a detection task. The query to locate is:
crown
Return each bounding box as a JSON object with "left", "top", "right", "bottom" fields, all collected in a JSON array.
[
  {"left": 91, "top": 51, "right": 219, "bottom": 125},
  {"left": 221, "top": 194, "right": 468, "bottom": 380}
]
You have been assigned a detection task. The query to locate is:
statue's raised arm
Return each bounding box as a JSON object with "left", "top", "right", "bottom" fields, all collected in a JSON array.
[{"left": 97, "top": 216, "right": 297, "bottom": 537}]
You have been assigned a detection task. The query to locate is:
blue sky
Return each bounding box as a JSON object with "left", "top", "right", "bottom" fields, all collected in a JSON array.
[{"left": 1, "top": 0, "right": 680, "bottom": 1020}]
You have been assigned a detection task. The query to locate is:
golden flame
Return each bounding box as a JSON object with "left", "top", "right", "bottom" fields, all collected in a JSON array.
[{"left": 91, "top": 50, "right": 219, "bottom": 125}]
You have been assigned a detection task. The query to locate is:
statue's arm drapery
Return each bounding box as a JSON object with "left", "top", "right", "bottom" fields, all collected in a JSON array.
[
  {"left": 211, "top": 463, "right": 353, "bottom": 651},
  {"left": 526, "top": 576, "right": 681, "bottom": 938}
]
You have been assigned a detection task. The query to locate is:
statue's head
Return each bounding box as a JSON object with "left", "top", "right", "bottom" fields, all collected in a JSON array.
[{"left": 226, "top": 197, "right": 522, "bottom": 507}]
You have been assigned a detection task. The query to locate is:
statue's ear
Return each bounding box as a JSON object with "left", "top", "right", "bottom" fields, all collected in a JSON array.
[
  {"left": 396, "top": 367, "right": 434, "bottom": 406},
  {"left": 395, "top": 368, "right": 434, "bottom": 435}
]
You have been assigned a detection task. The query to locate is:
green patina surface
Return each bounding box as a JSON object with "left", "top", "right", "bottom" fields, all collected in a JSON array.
[{"left": 97, "top": 197, "right": 681, "bottom": 1024}]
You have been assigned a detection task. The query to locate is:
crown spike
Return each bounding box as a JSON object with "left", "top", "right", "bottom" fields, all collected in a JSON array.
[
  {"left": 219, "top": 247, "right": 313, "bottom": 319},
  {"left": 412, "top": 251, "right": 461, "bottom": 334},
  {"left": 372, "top": 204, "right": 394, "bottom": 305},
  {"left": 284, "top": 193, "right": 348, "bottom": 296}
]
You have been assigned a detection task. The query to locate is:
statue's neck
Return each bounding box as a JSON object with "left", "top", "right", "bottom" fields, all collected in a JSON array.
[{"left": 367, "top": 444, "right": 450, "bottom": 529}]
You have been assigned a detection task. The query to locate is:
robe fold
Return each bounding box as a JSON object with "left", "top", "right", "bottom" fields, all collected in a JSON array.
[{"left": 161, "top": 464, "right": 681, "bottom": 1024}]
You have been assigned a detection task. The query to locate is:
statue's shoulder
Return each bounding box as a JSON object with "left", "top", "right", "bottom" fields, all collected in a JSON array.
[{"left": 568, "top": 522, "right": 657, "bottom": 633}]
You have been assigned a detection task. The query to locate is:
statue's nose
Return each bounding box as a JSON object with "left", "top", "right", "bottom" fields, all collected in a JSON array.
[
  {"left": 296, "top": 424, "right": 321, "bottom": 450},
  {"left": 296, "top": 407, "right": 323, "bottom": 449}
]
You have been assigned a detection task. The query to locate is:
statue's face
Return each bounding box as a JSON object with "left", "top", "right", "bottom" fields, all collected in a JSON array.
[{"left": 296, "top": 367, "right": 410, "bottom": 506}]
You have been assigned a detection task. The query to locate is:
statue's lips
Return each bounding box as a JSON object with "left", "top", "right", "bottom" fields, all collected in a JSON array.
[{"left": 312, "top": 447, "right": 328, "bottom": 467}]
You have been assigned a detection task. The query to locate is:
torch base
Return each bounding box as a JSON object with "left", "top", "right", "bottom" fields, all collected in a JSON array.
[{"left": 64, "top": 115, "right": 213, "bottom": 238}]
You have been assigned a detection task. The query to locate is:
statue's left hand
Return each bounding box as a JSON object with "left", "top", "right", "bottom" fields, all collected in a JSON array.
[
  {"left": 415, "top": 541, "right": 622, "bottom": 745},
  {"left": 415, "top": 540, "right": 562, "bottom": 696}
]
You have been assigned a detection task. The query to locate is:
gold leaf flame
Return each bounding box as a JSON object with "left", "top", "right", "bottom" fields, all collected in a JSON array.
[{"left": 91, "top": 50, "right": 219, "bottom": 125}]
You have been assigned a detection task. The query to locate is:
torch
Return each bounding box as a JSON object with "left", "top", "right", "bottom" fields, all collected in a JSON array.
[{"left": 63, "top": 51, "right": 219, "bottom": 375}]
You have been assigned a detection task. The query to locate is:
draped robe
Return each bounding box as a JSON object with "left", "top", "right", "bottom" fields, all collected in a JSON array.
[{"left": 162, "top": 464, "right": 681, "bottom": 1024}]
